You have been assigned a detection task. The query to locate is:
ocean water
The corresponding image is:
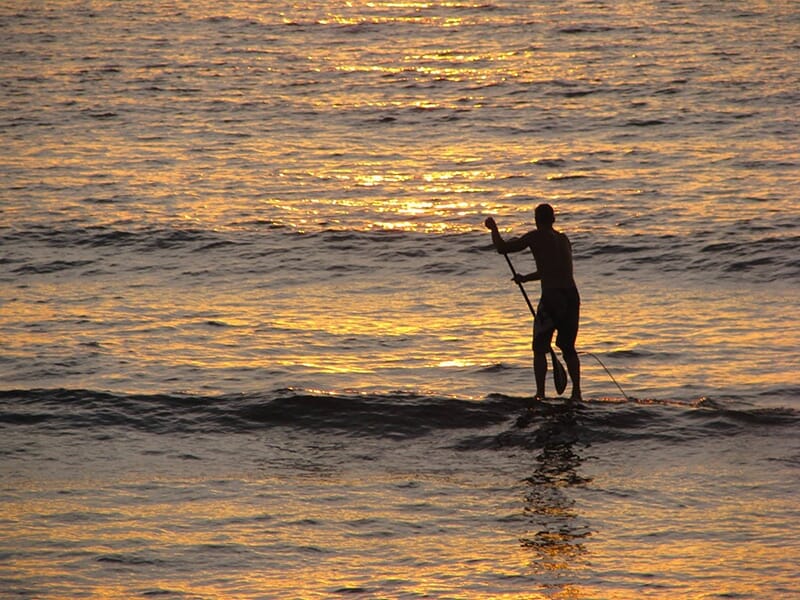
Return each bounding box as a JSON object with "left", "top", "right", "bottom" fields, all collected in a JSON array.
[{"left": 1, "top": 1, "right": 799, "bottom": 598}]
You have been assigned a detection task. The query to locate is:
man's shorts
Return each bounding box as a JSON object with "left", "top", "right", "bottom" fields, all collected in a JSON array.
[{"left": 533, "top": 287, "right": 580, "bottom": 356}]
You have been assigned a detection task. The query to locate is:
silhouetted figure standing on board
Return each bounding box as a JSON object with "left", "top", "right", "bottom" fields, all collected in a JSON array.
[{"left": 485, "top": 204, "right": 582, "bottom": 401}]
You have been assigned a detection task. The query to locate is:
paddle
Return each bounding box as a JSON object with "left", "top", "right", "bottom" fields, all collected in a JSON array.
[{"left": 486, "top": 220, "right": 568, "bottom": 396}]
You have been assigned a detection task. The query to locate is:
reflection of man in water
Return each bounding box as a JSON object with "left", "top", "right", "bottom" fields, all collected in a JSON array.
[
  {"left": 521, "top": 407, "right": 590, "bottom": 578},
  {"left": 485, "top": 203, "right": 581, "bottom": 401}
]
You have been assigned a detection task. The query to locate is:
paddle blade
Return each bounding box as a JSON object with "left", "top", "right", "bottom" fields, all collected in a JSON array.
[{"left": 551, "top": 350, "right": 568, "bottom": 395}]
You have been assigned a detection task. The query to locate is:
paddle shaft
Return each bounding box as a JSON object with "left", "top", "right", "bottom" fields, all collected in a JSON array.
[{"left": 502, "top": 253, "right": 536, "bottom": 317}]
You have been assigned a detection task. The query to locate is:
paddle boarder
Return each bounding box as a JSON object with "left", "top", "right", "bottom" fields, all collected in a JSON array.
[{"left": 485, "top": 204, "right": 582, "bottom": 401}]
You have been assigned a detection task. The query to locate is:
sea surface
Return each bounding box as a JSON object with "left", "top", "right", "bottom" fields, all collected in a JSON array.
[{"left": 1, "top": 1, "right": 799, "bottom": 598}]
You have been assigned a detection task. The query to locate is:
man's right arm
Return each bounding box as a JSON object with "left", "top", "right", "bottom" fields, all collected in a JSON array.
[{"left": 484, "top": 217, "right": 530, "bottom": 253}]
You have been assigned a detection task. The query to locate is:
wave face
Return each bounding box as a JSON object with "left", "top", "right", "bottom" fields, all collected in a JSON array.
[
  {"left": 2, "top": 223, "right": 798, "bottom": 283},
  {"left": 2, "top": 389, "right": 797, "bottom": 446}
]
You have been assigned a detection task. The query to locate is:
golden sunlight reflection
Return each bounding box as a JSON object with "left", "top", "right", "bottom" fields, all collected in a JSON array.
[
  {"left": 267, "top": 158, "right": 501, "bottom": 233},
  {"left": 353, "top": 172, "right": 410, "bottom": 187},
  {"left": 6, "top": 473, "right": 781, "bottom": 600},
  {"left": 437, "top": 359, "right": 476, "bottom": 368},
  {"left": 305, "top": 1, "right": 494, "bottom": 29}
]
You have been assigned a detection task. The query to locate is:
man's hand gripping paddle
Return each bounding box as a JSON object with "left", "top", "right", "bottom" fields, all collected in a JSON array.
[{"left": 484, "top": 217, "right": 568, "bottom": 396}]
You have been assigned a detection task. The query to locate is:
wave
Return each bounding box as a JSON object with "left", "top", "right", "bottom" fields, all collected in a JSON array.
[
  {"left": 0, "top": 223, "right": 227, "bottom": 252},
  {"left": 0, "top": 222, "right": 445, "bottom": 254},
  {"left": 1, "top": 389, "right": 797, "bottom": 447},
  {"left": 575, "top": 230, "right": 800, "bottom": 282},
  {"left": 2, "top": 220, "right": 798, "bottom": 282}
]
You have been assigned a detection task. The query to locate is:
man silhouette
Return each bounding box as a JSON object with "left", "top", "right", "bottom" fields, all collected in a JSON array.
[{"left": 485, "top": 204, "right": 581, "bottom": 401}]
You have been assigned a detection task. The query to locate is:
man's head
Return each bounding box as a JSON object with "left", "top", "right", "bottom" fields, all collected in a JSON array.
[{"left": 535, "top": 203, "right": 555, "bottom": 228}]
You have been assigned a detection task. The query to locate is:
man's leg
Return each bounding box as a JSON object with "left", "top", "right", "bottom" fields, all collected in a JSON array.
[
  {"left": 564, "top": 352, "right": 581, "bottom": 401},
  {"left": 533, "top": 302, "right": 555, "bottom": 400},
  {"left": 533, "top": 350, "right": 547, "bottom": 400},
  {"left": 556, "top": 288, "right": 581, "bottom": 401}
]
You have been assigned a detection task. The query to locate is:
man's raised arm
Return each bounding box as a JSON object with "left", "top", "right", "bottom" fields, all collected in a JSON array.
[{"left": 484, "top": 217, "right": 529, "bottom": 254}]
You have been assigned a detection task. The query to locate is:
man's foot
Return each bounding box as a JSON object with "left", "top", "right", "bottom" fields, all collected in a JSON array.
[{"left": 568, "top": 390, "right": 582, "bottom": 403}]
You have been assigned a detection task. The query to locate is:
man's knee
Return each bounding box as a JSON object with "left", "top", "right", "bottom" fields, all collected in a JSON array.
[
  {"left": 561, "top": 348, "right": 578, "bottom": 360},
  {"left": 557, "top": 342, "right": 578, "bottom": 360},
  {"left": 533, "top": 339, "right": 551, "bottom": 355}
]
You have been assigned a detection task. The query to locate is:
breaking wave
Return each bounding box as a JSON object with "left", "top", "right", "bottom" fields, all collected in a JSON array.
[{"left": 1, "top": 389, "right": 796, "bottom": 447}]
